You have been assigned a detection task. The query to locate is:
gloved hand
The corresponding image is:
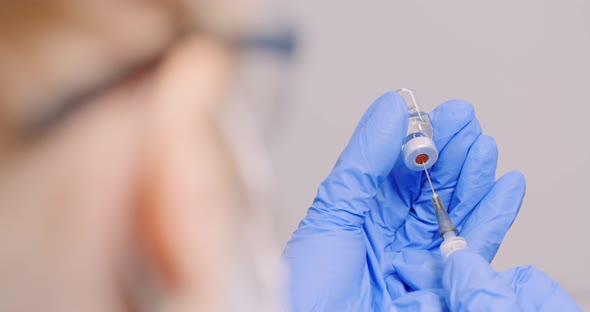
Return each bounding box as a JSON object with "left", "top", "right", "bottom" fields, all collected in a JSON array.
[
  {"left": 283, "top": 92, "right": 527, "bottom": 311},
  {"left": 440, "top": 250, "right": 583, "bottom": 311},
  {"left": 392, "top": 248, "right": 582, "bottom": 311}
]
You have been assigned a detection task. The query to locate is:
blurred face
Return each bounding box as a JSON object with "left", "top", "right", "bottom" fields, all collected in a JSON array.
[{"left": 0, "top": 1, "right": 251, "bottom": 311}]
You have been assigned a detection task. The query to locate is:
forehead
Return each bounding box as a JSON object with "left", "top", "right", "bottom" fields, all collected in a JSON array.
[
  {"left": 0, "top": 1, "right": 182, "bottom": 52},
  {"left": 0, "top": 1, "right": 183, "bottom": 133}
]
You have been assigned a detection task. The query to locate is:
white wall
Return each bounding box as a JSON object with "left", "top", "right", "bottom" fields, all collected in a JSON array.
[{"left": 271, "top": 0, "right": 590, "bottom": 307}]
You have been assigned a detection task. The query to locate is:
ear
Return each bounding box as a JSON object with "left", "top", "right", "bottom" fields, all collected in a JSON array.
[{"left": 132, "top": 36, "right": 240, "bottom": 310}]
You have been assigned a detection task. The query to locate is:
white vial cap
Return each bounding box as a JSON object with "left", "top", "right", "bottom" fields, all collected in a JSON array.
[{"left": 402, "top": 136, "right": 438, "bottom": 171}]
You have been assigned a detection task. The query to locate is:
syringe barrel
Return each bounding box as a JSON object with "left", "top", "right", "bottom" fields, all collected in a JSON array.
[{"left": 396, "top": 88, "right": 438, "bottom": 171}]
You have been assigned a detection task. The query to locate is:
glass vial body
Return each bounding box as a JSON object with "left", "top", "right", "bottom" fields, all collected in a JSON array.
[{"left": 396, "top": 88, "right": 438, "bottom": 171}]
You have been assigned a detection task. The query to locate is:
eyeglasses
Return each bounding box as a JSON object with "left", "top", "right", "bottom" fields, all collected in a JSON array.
[{"left": 20, "top": 24, "right": 298, "bottom": 144}]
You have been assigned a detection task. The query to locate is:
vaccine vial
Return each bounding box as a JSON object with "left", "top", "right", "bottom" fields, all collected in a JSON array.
[{"left": 396, "top": 88, "right": 438, "bottom": 171}]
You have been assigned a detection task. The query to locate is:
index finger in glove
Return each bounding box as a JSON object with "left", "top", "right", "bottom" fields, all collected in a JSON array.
[{"left": 460, "top": 171, "right": 526, "bottom": 261}]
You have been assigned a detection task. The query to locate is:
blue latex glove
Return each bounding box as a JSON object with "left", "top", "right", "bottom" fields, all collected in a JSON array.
[
  {"left": 440, "top": 250, "right": 583, "bottom": 311},
  {"left": 283, "top": 92, "right": 527, "bottom": 311},
  {"left": 390, "top": 249, "right": 583, "bottom": 311}
]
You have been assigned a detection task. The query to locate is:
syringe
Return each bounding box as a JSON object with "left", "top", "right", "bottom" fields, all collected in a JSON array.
[
  {"left": 422, "top": 162, "right": 467, "bottom": 258},
  {"left": 396, "top": 88, "right": 467, "bottom": 258}
]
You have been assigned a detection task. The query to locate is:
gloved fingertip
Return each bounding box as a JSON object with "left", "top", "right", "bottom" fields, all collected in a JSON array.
[
  {"left": 428, "top": 99, "right": 477, "bottom": 150},
  {"left": 494, "top": 171, "right": 527, "bottom": 211},
  {"left": 362, "top": 91, "right": 408, "bottom": 136},
  {"left": 340, "top": 91, "right": 409, "bottom": 176},
  {"left": 473, "top": 135, "right": 498, "bottom": 157},
  {"left": 443, "top": 99, "right": 475, "bottom": 115},
  {"left": 451, "top": 134, "right": 497, "bottom": 188},
  {"left": 500, "top": 170, "right": 527, "bottom": 195},
  {"left": 430, "top": 99, "right": 475, "bottom": 126}
]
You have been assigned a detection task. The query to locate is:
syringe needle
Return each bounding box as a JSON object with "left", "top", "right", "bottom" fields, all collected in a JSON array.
[
  {"left": 422, "top": 161, "right": 436, "bottom": 195},
  {"left": 422, "top": 162, "right": 467, "bottom": 258},
  {"left": 421, "top": 161, "right": 458, "bottom": 238}
]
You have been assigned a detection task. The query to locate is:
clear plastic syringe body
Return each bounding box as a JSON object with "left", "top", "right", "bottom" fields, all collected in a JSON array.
[{"left": 396, "top": 88, "right": 438, "bottom": 171}]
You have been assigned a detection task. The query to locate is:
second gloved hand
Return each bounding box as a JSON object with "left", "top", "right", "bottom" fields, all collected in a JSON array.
[{"left": 441, "top": 250, "right": 583, "bottom": 311}]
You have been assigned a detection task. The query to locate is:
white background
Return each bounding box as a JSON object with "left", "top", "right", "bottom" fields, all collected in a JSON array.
[{"left": 269, "top": 0, "right": 590, "bottom": 308}]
